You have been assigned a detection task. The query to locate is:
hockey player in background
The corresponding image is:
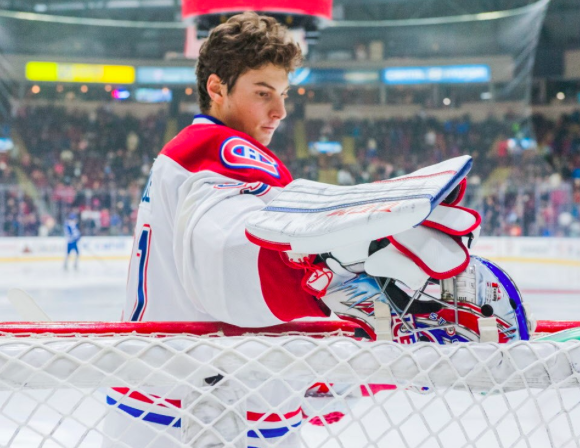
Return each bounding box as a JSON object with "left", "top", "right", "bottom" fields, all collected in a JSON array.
[{"left": 63, "top": 212, "right": 80, "bottom": 270}]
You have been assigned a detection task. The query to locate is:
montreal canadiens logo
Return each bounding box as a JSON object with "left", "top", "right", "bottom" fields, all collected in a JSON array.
[{"left": 220, "top": 137, "right": 280, "bottom": 178}]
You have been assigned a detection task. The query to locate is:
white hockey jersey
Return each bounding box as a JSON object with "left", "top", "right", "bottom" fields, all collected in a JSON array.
[
  {"left": 108, "top": 116, "right": 340, "bottom": 446},
  {"left": 123, "top": 114, "right": 327, "bottom": 327}
]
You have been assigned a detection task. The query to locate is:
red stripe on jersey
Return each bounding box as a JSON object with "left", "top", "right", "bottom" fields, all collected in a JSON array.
[
  {"left": 360, "top": 384, "right": 397, "bottom": 396},
  {"left": 111, "top": 387, "right": 182, "bottom": 408},
  {"left": 257, "top": 248, "right": 329, "bottom": 322},
  {"left": 247, "top": 407, "right": 303, "bottom": 422},
  {"left": 245, "top": 230, "right": 292, "bottom": 251},
  {"left": 160, "top": 124, "right": 292, "bottom": 187}
]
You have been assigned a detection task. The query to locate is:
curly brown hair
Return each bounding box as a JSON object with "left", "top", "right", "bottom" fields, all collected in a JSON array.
[{"left": 196, "top": 12, "right": 303, "bottom": 113}]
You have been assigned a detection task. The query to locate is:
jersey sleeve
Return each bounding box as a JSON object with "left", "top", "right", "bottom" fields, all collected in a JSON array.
[{"left": 172, "top": 171, "right": 327, "bottom": 327}]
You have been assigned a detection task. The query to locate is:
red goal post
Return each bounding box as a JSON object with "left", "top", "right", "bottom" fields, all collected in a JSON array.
[
  {"left": 0, "top": 318, "right": 573, "bottom": 337},
  {"left": 0, "top": 319, "right": 358, "bottom": 337}
]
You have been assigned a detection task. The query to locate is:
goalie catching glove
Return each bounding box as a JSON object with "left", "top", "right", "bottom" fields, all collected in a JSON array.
[
  {"left": 244, "top": 155, "right": 536, "bottom": 343},
  {"left": 331, "top": 201, "right": 480, "bottom": 290},
  {"left": 310, "top": 203, "right": 534, "bottom": 343},
  {"left": 279, "top": 196, "right": 484, "bottom": 342}
]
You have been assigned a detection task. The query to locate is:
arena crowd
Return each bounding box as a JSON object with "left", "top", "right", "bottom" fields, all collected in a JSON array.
[{"left": 1, "top": 104, "right": 579, "bottom": 238}]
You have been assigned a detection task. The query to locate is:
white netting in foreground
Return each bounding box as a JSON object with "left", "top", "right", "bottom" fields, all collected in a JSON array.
[{"left": 0, "top": 322, "right": 579, "bottom": 448}]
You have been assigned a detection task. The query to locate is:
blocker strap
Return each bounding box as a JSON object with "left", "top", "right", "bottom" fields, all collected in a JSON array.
[{"left": 245, "top": 156, "right": 472, "bottom": 254}]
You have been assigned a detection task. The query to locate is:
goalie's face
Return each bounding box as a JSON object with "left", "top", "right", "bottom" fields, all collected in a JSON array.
[{"left": 206, "top": 64, "right": 289, "bottom": 146}]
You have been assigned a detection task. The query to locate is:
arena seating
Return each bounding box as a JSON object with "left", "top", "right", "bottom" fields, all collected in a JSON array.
[{"left": 2, "top": 105, "right": 579, "bottom": 238}]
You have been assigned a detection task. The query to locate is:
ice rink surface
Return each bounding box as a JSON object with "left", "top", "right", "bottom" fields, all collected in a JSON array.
[
  {"left": 0, "top": 258, "right": 129, "bottom": 322},
  {"left": 0, "top": 257, "right": 578, "bottom": 322},
  {"left": 0, "top": 257, "right": 579, "bottom": 447}
]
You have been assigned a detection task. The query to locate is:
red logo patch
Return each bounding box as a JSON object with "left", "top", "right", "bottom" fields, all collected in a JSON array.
[{"left": 220, "top": 137, "right": 280, "bottom": 178}]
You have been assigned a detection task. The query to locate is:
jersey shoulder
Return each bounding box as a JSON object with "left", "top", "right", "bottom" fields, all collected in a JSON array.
[{"left": 160, "top": 124, "right": 292, "bottom": 186}]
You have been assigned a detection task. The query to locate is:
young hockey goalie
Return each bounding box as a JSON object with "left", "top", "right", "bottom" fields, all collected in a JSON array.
[{"left": 104, "top": 11, "right": 534, "bottom": 448}]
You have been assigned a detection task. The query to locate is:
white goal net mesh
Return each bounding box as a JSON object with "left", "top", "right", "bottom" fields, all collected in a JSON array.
[{"left": 0, "top": 322, "right": 579, "bottom": 448}]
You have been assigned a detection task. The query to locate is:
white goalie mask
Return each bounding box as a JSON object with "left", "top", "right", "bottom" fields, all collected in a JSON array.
[
  {"left": 375, "top": 255, "right": 533, "bottom": 344},
  {"left": 322, "top": 256, "right": 534, "bottom": 344}
]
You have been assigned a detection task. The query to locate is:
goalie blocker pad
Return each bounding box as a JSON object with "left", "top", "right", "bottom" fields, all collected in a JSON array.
[
  {"left": 364, "top": 205, "right": 480, "bottom": 288},
  {"left": 245, "top": 156, "right": 472, "bottom": 254}
]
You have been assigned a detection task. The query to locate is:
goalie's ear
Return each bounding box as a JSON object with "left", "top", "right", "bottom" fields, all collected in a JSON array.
[{"left": 206, "top": 73, "right": 227, "bottom": 106}]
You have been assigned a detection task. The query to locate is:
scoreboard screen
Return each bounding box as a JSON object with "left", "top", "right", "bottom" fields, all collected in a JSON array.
[{"left": 182, "top": 0, "right": 332, "bottom": 20}]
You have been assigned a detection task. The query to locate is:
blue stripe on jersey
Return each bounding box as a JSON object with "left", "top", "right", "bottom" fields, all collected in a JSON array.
[
  {"left": 193, "top": 114, "right": 226, "bottom": 126},
  {"left": 247, "top": 421, "right": 302, "bottom": 439},
  {"left": 130, "top": 226, "right": 151, "bottom": 321},
  {"left": 106, "top": 396, "right": 181, "bottom": 427},
  {"left": 263, "top": 194, "right": 429, "bottom": 214},
  {"left": 243, "top": 183, "right": 269, "bottom": 195}
]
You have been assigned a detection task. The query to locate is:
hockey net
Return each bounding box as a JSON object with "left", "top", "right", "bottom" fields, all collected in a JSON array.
[{"left": 0, "top": 320, "right": 579, "bottom": 448}]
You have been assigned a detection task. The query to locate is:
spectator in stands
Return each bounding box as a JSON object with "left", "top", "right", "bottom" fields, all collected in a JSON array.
[{"left": 6, "top": 103, "right": 580, "bottom": 238}]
